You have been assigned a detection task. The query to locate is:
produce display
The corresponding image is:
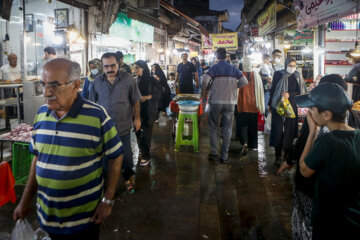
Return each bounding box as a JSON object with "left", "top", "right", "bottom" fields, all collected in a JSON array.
[
  {"left": 352, "top": 101, "right": 360, "bottom": 111},
  {"left": 0, "top": 124, "right": 33, "bottom": 142}
]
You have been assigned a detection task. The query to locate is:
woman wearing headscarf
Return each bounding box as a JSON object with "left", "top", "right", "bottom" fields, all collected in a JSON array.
[
  {"left": 344, "top": 51, "right": 360, "bottom": 102},
  {"left": 268, "top": 57, "right": 307, "bottom": 165},
  {"left": 277, "top": 74, "right": 360, "bottom": 240},
  {"left": 81, "top": 58, "right": 102, "bottom": 99},
  {"left": 134, "top": 60, "right": 161, "bottom": 166},
  {"left": 236, "top": 57, "right": 265, "bottom": 154},
  {"left": 152, "top": 64, "right": 171, "bottom": 113}
]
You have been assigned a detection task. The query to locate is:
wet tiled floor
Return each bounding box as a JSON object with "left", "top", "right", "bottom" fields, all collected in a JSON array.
[{"left": 0, "top": 113, "right": 293, "bottom": 239}]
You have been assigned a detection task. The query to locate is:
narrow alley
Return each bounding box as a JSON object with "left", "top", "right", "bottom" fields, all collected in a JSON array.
[{"left": 0, "top": 114, "right": 293, "bottom": 240}]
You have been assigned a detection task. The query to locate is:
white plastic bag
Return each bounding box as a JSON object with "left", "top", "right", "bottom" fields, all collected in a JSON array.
[
  {"left": 204, "top": 103, "right": 210, "bottom": 113},
  {"left": 11, "top": 219, "right": 35, "bottom": 240},
  {"left": 265, "top": 113, "right": 271, "bottom": 134}
]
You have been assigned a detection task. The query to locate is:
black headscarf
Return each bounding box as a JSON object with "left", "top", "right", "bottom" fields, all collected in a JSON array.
[
  {"left": 135, "top": 60, "right": 155, "bottom": 95},
  {"left": 152, "top": 64, "right": 167, "bottom": 87}
]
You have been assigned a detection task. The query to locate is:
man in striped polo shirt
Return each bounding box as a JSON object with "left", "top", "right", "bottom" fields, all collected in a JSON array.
[
  {"left": 202, "top": 48, "right": 248, "bottom": 164},
  {"left": 13, "top": 59, "right": 124, "bottom": 240}
]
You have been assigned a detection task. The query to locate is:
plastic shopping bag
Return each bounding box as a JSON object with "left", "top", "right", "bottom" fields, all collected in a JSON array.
[
  {"left": 11, "top": 219, "right": 35, "bottom": 240},
  {"left": 265, "top": 113, "right": 271, "bottom": 134},
  {"left": 276, "top": 97, "right": 296, "bottom": 118},
  {"left": 257, "top": 112, "right": 265, "bottom": 132},
  {"left": 283, "top": 98, "right": 296, "bottom": 118}
]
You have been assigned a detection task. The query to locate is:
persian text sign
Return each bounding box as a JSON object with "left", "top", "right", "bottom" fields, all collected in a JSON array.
[
  {"left": 257, "top": 1, "right": 276, "bottom": 36},
  {"left": 295, "top": 0, "right": 358, "bottom": 30},
  {"left": 212, "top": 32, "right": 238, "bottom": 49}
]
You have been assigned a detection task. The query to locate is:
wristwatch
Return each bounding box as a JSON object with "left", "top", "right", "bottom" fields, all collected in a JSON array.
[{"left": 101, "top": 197, "right": 114, "bottom": 207}]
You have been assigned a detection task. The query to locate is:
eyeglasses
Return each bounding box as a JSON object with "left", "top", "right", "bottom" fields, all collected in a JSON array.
[
  {"left": 40, "top": 80, "right": 73, "bottom": 92},
  {"left": 103, "top": 64, "right": 117, "bottom": 69}
]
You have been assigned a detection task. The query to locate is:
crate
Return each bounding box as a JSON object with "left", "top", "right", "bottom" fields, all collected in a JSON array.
[{"left": 12, "top": 142, "right": 34, "bottom": 185}]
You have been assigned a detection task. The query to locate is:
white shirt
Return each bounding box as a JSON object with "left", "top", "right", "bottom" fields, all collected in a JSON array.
[{"left": 0, "top": 64, "right": 21, "bottom": 81}]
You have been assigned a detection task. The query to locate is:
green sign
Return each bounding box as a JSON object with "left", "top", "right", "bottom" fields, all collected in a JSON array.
[
  {"left": 109, "top": 13, "right": 154, "bottom": 43},
  {"left": 284, "top": 30, "right": 314, "bottom": 46}
]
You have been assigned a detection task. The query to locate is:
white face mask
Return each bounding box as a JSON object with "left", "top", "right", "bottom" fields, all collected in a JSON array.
[
  {"left": 287, "top": 66, "right": 296, "bottom": 74},
  {"left": 274, "top": 58, "right": 281, "bottom": 63},
  {"left": 91, "top": 69, "right": 99, "bottom": 75}
]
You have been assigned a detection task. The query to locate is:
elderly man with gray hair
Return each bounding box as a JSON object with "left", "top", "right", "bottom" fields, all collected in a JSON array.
[{"left": 13, "top": 58, "right": 124, "bottom": 240}]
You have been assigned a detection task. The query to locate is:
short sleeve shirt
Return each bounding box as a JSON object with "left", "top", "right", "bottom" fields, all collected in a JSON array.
[
  {"left": 304, "top": 130, "right": 360, "bottom": 228},
  {"left": 0, "top": 64, "right": 21, "bottom": 81},
  {"left": 29, "top": 95, "right": 124, "bottom": 235},
  {"left": 89, "top": 71, "right": 142, "bottom": 136},
  {"left": 177, "top": 62, "right": 196, "bottom": 88}
]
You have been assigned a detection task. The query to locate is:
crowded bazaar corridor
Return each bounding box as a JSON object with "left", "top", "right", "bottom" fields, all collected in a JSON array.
[{"left": 0, "top": 114, "right": 293, "bottom": 240}]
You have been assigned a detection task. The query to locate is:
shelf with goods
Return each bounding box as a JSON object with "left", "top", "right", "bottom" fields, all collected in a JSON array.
[{"left": 324, "top": 26, "right": 357, "bottom": 75}]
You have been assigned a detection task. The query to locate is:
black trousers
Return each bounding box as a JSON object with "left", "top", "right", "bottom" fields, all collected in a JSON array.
[
  {"left": 136, "top": 121, "right": 154, "bottom": 160},
  {"left": 236, "top": 112, "right": 258, "bottom": 148},
  {"left": 49, "top": 224, "right": 100, "bottom": 240}
]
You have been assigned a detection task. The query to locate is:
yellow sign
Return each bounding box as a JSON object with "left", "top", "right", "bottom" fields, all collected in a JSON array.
[
  {"left": 257, "top": 1, "right": 276, "bottom": 36},
  {"left": 211, "top": 32, "right": 238, "bottom": 49}
]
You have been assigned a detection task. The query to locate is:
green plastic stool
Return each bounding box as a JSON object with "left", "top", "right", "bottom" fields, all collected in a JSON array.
[{"left": 175, "top": 112, "right": 199, "bottom": 152}]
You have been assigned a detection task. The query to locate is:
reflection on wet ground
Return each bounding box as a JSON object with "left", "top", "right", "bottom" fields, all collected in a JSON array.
[{"left": 0, "top": 113, "right": 293, "bottom": 239}]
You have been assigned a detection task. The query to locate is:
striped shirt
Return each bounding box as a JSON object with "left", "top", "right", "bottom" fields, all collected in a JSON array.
[
  {"left": 202, "top": 60, "right": 248, "bottom": 104},
  {"left": 29, "top": 94, "right": 123, "bottom": 235}
]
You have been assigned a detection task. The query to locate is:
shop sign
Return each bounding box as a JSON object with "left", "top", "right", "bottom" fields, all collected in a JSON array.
[
  {"left": 257, "top": 1, "right": 276, "bottom": 36},
  {"left": 109, "top": 13, "right": 154, "bottom": 43},
  {"left": 201, "top": 34, "right": 213, "bottom": 50},
  {"left": 284, "top": 30, "right": 314, "bottom": 45},
  {"left": 250, "top": 27, "right": 259, "bottom": 37},
  {"left": 295, "top": 0, "right": 358, "bottom": 30},
  {"left": 212, "top": 32, "right": 238, "bottom": 49}
]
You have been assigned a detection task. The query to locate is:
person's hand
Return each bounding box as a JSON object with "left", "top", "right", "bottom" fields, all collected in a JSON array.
[
  {"left": 13, "top": 203, "right": 30, "bottom": 221},
  {"left": 266, "top": 76, "right": 272, "bottom": 82},
  {"left": 307, "top": 111, "right": 318, "bottom": 134},
  {"left": 268, "top": 105, "right": 272, "bottom": 114},
  {"left": 148, "top": 95, "right": 152, "bottom": 100},
  {"left": 277, "top": 161, "right": 292, "bottom": 174},
  {"left": 282, "top": 92, "right": 289, "bottom": 99},
  {"left": 196, "top": 83, "right": 199, "bottom": 89},
  {"left": 90, "top": 202, "right": 112, "bottom": 224},
  {"left": 134, "top": 118, "right": 141, "bottom": 132},
  {"left": 154, "top": 75, "right": 160, "bottom": 81}
]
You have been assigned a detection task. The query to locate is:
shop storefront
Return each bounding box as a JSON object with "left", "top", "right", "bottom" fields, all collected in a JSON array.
[{"left": 89, "top": 12, "right": 155, "bottom": 66}]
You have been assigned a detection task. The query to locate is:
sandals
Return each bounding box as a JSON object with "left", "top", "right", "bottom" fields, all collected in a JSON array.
[
  {"left": 125, "top": 176, "right": 135, "bottom": 191},
  {"left": 240, "top": 145, "right": 248, "bottom": 156}
]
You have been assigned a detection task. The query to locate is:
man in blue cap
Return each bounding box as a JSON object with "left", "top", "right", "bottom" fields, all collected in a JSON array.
[{"left": 295, "top": 82, "right": 360, "bottom": 239}]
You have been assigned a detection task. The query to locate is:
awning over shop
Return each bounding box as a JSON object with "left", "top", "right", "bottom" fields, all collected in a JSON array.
[{"left": 160, "top": 0, "right": 209, "bottom": 37}]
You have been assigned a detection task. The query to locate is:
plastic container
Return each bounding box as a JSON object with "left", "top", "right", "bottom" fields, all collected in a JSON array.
[
  {"left": 177, "top": 100, "right": 200, "bottom": 113},
  {"left": 12, "top": 142, "right": 34, "bottom": 185}
]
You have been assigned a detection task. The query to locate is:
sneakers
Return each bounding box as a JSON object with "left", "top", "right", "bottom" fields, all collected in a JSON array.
[
  {"left": 208, "top": 153, "right": 219, "bottom": 160},
  {"left": 140, "top": 159, "right": 150, "bottom": 166},
  {"left": 220, "top": 158, "right": 229, "bottom": 164}
]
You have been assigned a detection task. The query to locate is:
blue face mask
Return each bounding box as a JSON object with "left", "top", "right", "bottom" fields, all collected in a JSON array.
[{"left": 91, "top": 69, "right": 99, "bottom": 75}]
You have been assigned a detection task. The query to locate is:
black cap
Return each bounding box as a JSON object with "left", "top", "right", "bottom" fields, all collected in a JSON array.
[{"left": 295, "top": 82, "right": 353, "bottom": 114}]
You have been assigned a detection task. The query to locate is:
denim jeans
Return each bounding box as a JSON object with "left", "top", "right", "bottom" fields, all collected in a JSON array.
[
  {"left": 264, "top": 91, "right": 270, "bottom": 117},
  {"left": 208, "top": 104, "right": 234, "bottom": 160}
]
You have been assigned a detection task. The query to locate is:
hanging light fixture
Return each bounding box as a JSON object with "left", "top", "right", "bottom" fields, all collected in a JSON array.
[
  {"left": 351, "top": 1, "right": 360, "bottom": 57},
  {"left": 302, "top": 41, "right": 312, "bottom": 53}
]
